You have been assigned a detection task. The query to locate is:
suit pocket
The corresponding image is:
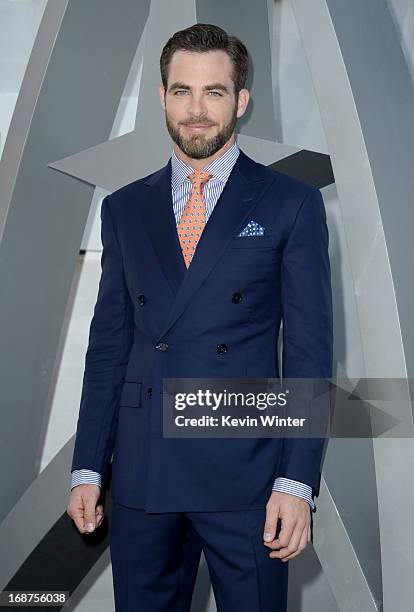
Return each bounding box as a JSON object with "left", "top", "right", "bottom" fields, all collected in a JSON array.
[
  {"left": 230, "top": 235, "right": 276, "bottom": 248},
  {"left": 119, "top": 381, "right": 142, "bottom": 407}
]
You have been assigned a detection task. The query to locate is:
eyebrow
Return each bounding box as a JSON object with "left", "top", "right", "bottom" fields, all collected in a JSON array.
[{"left": 168, "top": 81, "right": 230, "bottom": 94}]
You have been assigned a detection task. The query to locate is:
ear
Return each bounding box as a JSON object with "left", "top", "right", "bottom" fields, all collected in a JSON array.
[
  {"left": 158, "top": 83, "right": 166, "bottom": 110},
  {"left": 236, "top": 88, "right": 250, "bottom": 119}
]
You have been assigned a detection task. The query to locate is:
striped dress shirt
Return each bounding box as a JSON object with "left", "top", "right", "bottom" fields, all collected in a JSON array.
[{"left": 71, "top": 140, "right": 315, "bottom": 511}]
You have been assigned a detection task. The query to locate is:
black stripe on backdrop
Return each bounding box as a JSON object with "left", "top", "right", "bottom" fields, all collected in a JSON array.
[
  {"left": 270, "top": 150, "right": 334, "bottom": 189},
  {"left": 3, "top": 487, "right": 113, "bottom": 611}
]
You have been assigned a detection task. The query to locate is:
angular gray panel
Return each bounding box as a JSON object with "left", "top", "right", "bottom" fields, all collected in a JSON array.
[
  {"left": 292, "top": 0, "right": 414, "bottom": 610},
  {"left": 0, "top": 0, "right": 151, "bottom": 522}
]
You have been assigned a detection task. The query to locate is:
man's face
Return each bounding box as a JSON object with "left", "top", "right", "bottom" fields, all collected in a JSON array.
[{"left": 159, "top": 50, "right": 249, "bottom": 160}]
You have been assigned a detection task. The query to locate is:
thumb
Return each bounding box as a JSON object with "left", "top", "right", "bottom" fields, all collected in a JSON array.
[
  {"left": 263, "top": 504, "right": 279, "bottom": 542},
  {"left": 83, "top": 498, "right": 97, "bottom": 533}
]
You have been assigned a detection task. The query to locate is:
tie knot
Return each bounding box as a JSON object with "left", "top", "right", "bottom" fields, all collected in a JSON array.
[{"left": 188, "top": 170, "right": 213, "bottom": 189}]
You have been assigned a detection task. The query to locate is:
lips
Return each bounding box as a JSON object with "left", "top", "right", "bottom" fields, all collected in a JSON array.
[{"left": 184, "top": 124, "right": 213, "bottom": 130}]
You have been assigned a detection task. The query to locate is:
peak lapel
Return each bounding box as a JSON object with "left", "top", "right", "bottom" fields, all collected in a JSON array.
[{"left": 140, "top": 160, "right": 187, "bottom": 296}]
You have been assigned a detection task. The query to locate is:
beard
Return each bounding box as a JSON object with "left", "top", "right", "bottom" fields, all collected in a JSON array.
[{"left": 165, "top": 103, "right": 238, "bottom": 160}]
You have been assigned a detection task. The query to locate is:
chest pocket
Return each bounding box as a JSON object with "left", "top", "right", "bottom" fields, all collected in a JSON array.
[
  {"left": 227, "top": 234, "right": 280, "bottom": 272},
  {"left": 228, "top": 235, "right": 276, "bottom": 249}
]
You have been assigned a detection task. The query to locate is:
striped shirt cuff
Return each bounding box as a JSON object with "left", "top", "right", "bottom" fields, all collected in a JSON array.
[
  {"left": 71, "top": 469, "right": 102, "bottom": 490},
  {"left": 272, "top": 477, "right": 315, "bottom": 511}
]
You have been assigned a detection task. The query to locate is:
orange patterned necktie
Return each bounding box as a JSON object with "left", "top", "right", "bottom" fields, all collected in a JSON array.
[{"left": 177, "top": 170, "right": 213, "bottom": 268}]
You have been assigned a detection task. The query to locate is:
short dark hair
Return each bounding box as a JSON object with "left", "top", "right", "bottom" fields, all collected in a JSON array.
[{"left": 160, "top": 23, "right": 249, "bottom": 96}]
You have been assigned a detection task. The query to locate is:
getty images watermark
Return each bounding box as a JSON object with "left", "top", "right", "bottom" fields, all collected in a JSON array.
[
  {"left": 161, "top": 378, "right": 414, "bottom": 439},
  {"left": 173, "top": 387, "right": 306, "bottom": 427}
]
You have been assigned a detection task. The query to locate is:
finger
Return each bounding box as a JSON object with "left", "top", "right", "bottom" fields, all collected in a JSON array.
[
  {"left": 270, "top": 523, "right": 304, "bottom": 559},
  {"left": 279, "top": 524, "right": 309, "bottom": 562},
  {"left": 269, "top": 518, "right": 295, "bottom": 549},
  {"left": 69, "top": 505, "right": 87, "bottom": 534},
  {"left": 263, "top": 504, "right": 280, "bottom": 543},
  {"left": 83, "top": 497, "right": 98, "bottom": 533},
  {"left": 95, "top": 506, "right": 104, "bottom": 527}
]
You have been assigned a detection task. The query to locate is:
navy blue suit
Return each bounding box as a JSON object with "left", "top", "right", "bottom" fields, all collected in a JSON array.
[{"left": 71, "top": 147, "right": 333, "bottom": 610}]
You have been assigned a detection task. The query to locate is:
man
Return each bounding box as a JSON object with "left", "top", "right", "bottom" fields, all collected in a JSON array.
[{"left": 67, "top": 23, "right": 333, "bottom": 612}]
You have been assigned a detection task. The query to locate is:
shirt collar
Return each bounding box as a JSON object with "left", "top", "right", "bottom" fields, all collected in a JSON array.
[{"left": 171, "top": 140, "right": 240, "bottom": 192}]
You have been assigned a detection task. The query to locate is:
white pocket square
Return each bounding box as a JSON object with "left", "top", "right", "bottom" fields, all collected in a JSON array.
[{"left": 237, "top": 220, "right": 265, "bottom": 236}]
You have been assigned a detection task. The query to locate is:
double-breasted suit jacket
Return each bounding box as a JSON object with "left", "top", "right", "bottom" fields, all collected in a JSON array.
[{"left": 71, "top": 148, "right": 333, "bottom": 512}]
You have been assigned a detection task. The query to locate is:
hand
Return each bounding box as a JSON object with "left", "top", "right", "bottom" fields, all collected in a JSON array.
[
  {"left": 262, "top": 491, "right": 311, "bottom": 562},
  {"left": 67, "top": 484, "right": 104, "bottom": 534}
]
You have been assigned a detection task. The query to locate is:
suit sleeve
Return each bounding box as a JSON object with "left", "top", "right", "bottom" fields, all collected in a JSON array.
[
  {"left": 70, "top": 195, "right": 134, "bottom": 484},
  {"left": 278, "top": 187, "right": 333, "bottom": 494}
]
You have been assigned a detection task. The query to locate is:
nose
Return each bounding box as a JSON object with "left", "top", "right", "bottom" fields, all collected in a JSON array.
[{"left": 187, "top": 93, "right": 207, "bottom": 116}]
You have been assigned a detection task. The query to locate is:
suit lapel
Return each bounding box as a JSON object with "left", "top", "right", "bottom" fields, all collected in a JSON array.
[
  {"left": 140, "top": 149, "right": 276, "bottom": 339},
  {"left": 140, "top": 161, "right": 187, "bottom": 296}
]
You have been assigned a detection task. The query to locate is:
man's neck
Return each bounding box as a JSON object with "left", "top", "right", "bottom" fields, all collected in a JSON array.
[{"left": 173, "top": 136, "right": 236, "bottom": 171}]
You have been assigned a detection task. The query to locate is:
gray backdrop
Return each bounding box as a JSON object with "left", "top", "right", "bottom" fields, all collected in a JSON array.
[{"left": 1, "top": 1, "right": 414, "bottom": 610}]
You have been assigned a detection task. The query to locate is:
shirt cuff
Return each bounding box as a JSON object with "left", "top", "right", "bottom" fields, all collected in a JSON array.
[
  {"left": 272, "top": 477, "right": 315, "bottom": 511},
  {"left": 71, "top": 469, "right": 102, "bottom": 490}
]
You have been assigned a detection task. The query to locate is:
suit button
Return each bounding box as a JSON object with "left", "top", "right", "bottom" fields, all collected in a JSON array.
[
  {"left": 216, "top": 343, "right": 228, "bottom": 355},
  {"left": 232, "top": 292, "right": 242, "bottom": 303},
  {"left": 155, "top": 342, "right": 169, "bottom": 352},
  {"left": 147, "top": 387, "right": 152, "bottom": 397},
  {"left": 138, "top": 294, "right": 146, "bottom": 306}
]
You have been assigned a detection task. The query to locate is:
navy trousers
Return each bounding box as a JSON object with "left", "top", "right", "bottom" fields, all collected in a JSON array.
[{"left": 110, "top": 501, "right": 288, "bottom": 611}]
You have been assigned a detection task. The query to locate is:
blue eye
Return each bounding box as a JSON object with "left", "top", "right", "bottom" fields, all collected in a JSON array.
[{"left": 174, "top": 90, "right": 222, "bottom": 96}]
